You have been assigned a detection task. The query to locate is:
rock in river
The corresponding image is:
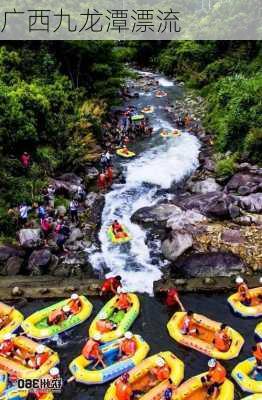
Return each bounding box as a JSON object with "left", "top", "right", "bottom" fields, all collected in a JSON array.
[
  {"left": 162, "top": 232, "right": 193, "bottom": 261},
  {"left": 131, "top": 203, "right": 181, "bottom": 226},
  {"left": 173, "top": 251, "right": 245, "bottom": 278}
]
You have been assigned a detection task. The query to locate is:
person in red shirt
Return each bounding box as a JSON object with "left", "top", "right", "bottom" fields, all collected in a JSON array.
[
  {"left": 105, "top": 166, "right": 113, "bottom": 187},
  {"left": 252, "top": 342, "right": 262, "bottom": 378},
  {"left": 97, "top": 171, "right": 107, "bottom": 191},
  {"left": 151, "top": 357, "right": 170, "bottom": 382},
  {"left": 115, "top": 373, "right": 132, "bottom": 400},
  {"left": 20, "top": 152, "right": 30, "bottom": 168},
  {"left": 112, "top": 220, "right": 124, "bottom": 236},
  {"left": 0, "top": 333, "right": 15, "bottom": 356},
  {"left": 116, "top": 288, "right": 131, "bottom": 311},
  {"left": 201, "top": 359, "right": 227, "bottom": 399},
  {"left": 119, "top": 332, "right": 137, "bottom": 359},
  {"left": 82, "top": 334, "right": 106, "bottom": 368},
  {"left": 100, "top": 276, "right": 122, "bottom": 296},
  {"left": 161, "top": 287, "right": 185, "bottom": 311},
  {"left": 213, "top": 324, "right": 232, "bottom": 353},
  {"left": 26, "top": 345, "right": 50, "bottom": 369}
]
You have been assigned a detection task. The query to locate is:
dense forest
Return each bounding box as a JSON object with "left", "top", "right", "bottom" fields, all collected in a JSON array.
[{"left": 0, "top": 40, "right": 261, "bottom": 239}]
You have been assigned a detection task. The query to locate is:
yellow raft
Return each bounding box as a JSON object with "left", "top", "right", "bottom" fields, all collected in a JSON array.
[
  {"left": 228, "top": 287, "right": 262, "bottom": 317},
  {"left": 0, "top": 387, "right": 28, "bottom": 400},
  {"left": 232, "top": 356, "right": 262, "bottom": 393},
  {"left": 89, "top": 293, "right": 140, "bottom": 342},
  {"left": 160, "top": 129, "right": 182, "bottom": 138},
  {"left": 0, "top": 371, "right": 7, "bottom": 394},
  {"left": 242, "top": 395, "right": 262, "bottom": 400},
  {"left": 104, "top": 351, "right": 184, "bottom": 400},
  {"left": 255, "top": 322, "right": 262, "bottom": 340},
  {"left": 21, "top": 295, "right": 93, "bottom": 339},
  {"left": 0, "top": 337, "right": 59, "bottom": 379},
  {"left": 167, "top": 312, "right": 244, "bottom": 360},
  {"left": 141, "top": 106, "right": 154, "bottom": 114},
  {"left": 171, "top": 373, "right": 234, "bottom": 400},
  {"left": 107, "top": 225, "right": 132, "bottom": 245},
  {"left": 155, "top": 91, "right": 167, "bottom": 98},
  {"left": 0, "top": 302, "right": 24, "bottom": 340},
  {"left": 116, "top": 149, "right": 136, "bottom": 158},
  {"left": 69, "top": 334, "right": 149, "bottom": 385}
]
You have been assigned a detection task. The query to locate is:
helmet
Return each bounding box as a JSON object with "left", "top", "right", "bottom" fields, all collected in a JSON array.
[
  {"left": 36, "top": 345, "right": 46, "bottom": 354},
  {"left": 117, "top": 286, "right": 122, "bottom": 294},
  {"left": 236, "top": 276, "right": 244, "bottom": 284},
  {"left": 3, "top": 333, "right": 13, "bottom": 341},
  {"left": 49, "top": 367, "right": 60, "bottom": 377},
  {"left": 62, "top": 305, "right": 71, "bottom": 313},
  {"left": 124, "top": 331, "right": 133, "bottom": 340},
  {"left": 208, "top": 358, "right": 217, "bottom": 368},
  {"left": 71, "top": 293, "right": 79, "bottom": 300},
  {"left": 156, "top": 357, "right": 165, "bottom": 367},
  {"left": 93, "top": 333, "right": 102, "bottom": 341},
  {"left": 99, "top": 312, "right": 107, "bottom": 320}
]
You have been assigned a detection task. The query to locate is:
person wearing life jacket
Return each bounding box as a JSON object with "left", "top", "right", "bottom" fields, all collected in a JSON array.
[
  {"left": 105, "top": 166, "right": 113, "bottom": 187},
  {"left": 115, "top": 373, "right": 132, "bottom": 400},
  {"left": 122, "top": 145, "right": 129, "bottom": 155},
  {"left": 97, "top": 171, "right": 107, "bottom": 191},
  {"left": 213, "top": 324, "right": 232, "bottom": 352},
  {"left": 48, "top": 307, "right": 65, "bottom": 325},
  {"left": 119, "top": 332, "right": 137, "bottom": 359},
  {"left": 181, "top": 311, "right": 198, "bottom": 336},
  {"left": 100, "top": 275, "right": 122, "bottom": 296},
  {"left": 0, "top": 307, "right": 13, "bottom": 329},
  {"left": 116, "top": 288, "right": 131, "bottom": 311},
  {"left": 82, "top": 333, "right": 106, "bottom": 368},
  {"left": 68, "top": 293, "right": 81, "bottom": 315},
  {"left": 27, "top": 345, "right": 50, "bottom": 370},
  {"left": 162, "top": 287, "right": 185, "bottom": 311},
  {"left": 236, "top": 276, "right": 251, "bottom": 306},
  {"left": 252, "top": 342, "right": 262, "bottom": 378},
  {"left": 96, "top": 312, "right": 116, "bottom": 333},
  {"left": 201, "top": 359, "right": 227, "bottom": 399},
  {"left": 151, "top": 357, "right": 170, "bottom": 382},
  {"left": 62, "top": 305, "right": 72, "bottom": 320},
  {"left": 31, "top": 367, "right": 61, "bottom": 399},
  {"left": 0, "top": 333, "right": 15, "bottom": 357},
  {"left": 112, "top": 220, "right": 124, "bottom": 235}
]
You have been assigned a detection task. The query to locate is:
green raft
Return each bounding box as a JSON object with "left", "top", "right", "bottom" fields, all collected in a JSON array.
[
  {"left": 107, "top": 225, "right": 131, "bottom": 244},
  {"left": 131, "top": 114, "right": 144, "bottom": 121}
]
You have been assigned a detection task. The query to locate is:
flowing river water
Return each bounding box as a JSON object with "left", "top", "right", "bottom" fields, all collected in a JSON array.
[
  {"left": 90, "top": 71, "right": 201, "bottom": 294},
  {"left": 9, "top": 72, "right": 260, "bottom": 400}
]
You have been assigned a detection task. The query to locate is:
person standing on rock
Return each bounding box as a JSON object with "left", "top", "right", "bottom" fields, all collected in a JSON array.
[
  {"left": 69, "top": 198, "right": 79, "bottom": 224},
  {"left": 105, "top": 166, "right": 113, "bottom": 187},
  {"left": 47, "top": 185, "right": 56, "bottom": 208},
  {"left": 19, "top": 203, "right": 31, "bottom": 227},
  {"left": 97, "top": 170, "right": 107, "bottom": 192}
]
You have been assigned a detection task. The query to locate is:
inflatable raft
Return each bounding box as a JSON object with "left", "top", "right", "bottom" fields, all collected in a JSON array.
[
  {"left": 155, "top": 91, "right": 167, "bottom": 98},
  {"left": 0, "top": 302, "right": 24, "bottom": 340},
  {"left": 107, "top": 225, "right": 131, "bottom": 245},
  {"left": 0, "top": 371, "right": 7, "bottom": 395},
  {"left": 171, "top": 373, "right": 234, "bottom": 400},
  {"left": 160, "top": 129, "right": 182, "bottom": 138},
  {"left": 228, "top": 287, "right": 262, "bottom": 317},
  {"left": 116, "top": 148, "right": 136, "bottom": 158},
  {"left": 0, "top": 387, "right": 28, "bottom": 400},
  {"left": 69, "top": 334, "right": 149, "bottom": 385},
  {"left": 0, "top": 337, "right": 59, "bottom": 379},
  {"left": 21, "top": 295, "right": 93, "bottom": 339},
  {"left": 141, "top": 106, "right": 154, "bottom": 114},
  {"left": 232, "top": 356, "right": 262, "bottom": 393},
  {"left": 89, "top": 294, "right": 140, "bottom": 342},
  {"left": 255, "top": 322, "right": 262, "bottom": 340},
  {"left": 131, "top": 114, "right": 144, "bottom": 121},
  {"left": 242, "top": 395, "right": 262, "bottom": 400},
  {"left": 104, "top": 351, "right": 184, "bottom": 400},
  {"left": 167, "top": 312, "right": 244, "bottom": 360}
]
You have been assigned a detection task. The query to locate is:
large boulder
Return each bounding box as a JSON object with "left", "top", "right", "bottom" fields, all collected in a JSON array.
[
  {"left": 53, "top": 252, "right": 94, "bottom": 278},
  {"left": 27, "top": 249, "right": 52, "bottom": 275},
  {"left": 162, "top": 232, "right": 193, "bottom": 261},
  {"left": 237, "top": 193, "right": 262, "bottom": 213},
  {"left": 131, "top": 204, "right": 181, "bottom": 226},
  {"left": 18, "top": 229, "right": 42, "bottom": 249},
  {"left": 58, "top": 173, "right": 82, "bottom": 185},
  {"left": 5, "top": 256, "right": 23, "bottom": 275},
  {"left": 173, "top": 252, "right": 245, "bottom": 277},
  {"left": 49, "top": 178, "right": 78, "bottom": 195},
  {"left": 189, "top": 178, "right": 222, "bottom": 194},
  {"left": 0, "top": 245, "right": 25, "bottom": 262},
  {"left": 226, "top": 172, "right": 262, "bottom": 194},
  {"left": 167, "top": 209, "right": 207, "bottom": 231},
  {"left": 85, "top": 166, "right": 99, "bottom": 182},
  {"left": 66, "top": 228, "right": 84, "bottom": 244}
]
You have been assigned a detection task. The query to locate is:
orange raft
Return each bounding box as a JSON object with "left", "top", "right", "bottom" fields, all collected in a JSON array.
[
  {"left": 167, "top": 312, "right": 244, "bottom": 360},
  {"left": 0, "top": 336, "right": 59, "bottom": 379}
]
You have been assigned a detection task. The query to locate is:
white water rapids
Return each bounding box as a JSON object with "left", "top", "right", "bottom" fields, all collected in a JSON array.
[{"left": 90, "top": 73, "right": 201, "bottom": 294}]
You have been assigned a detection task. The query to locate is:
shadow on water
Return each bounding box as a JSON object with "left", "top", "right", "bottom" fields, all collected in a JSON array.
[{"left": 18, "top": 293, "right": 260, "bottom": 399}]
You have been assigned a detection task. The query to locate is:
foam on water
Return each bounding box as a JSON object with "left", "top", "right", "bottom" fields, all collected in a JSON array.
[{"left": 158, "top": 77, "right": 174, "bottom": 87}]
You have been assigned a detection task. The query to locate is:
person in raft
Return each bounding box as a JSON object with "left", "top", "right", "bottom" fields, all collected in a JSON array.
[
  {"left": 213, "top": 324, "right": 232, "bottom": 352},
  {"left": 181, "top": 311, "right": 198, "bottom": 336},
  {"left": 100, "top": 275, "right": 122, "bottom": 296},
  {"left": 68, "top": 293, "right": 82, "bottom": 314},
  {"left": 116, "top": 287, "right": 131, "bottom": 311},
  {"left": 25, "top": 345, "right": 50, "bottom": 369},
  {"left": 0, "top": 306, "right": 14, "bottom": 329},
  {"left": 82, "top": 333, "right": 106, "bottom": 369},
  {"left": 115, "top": 372, "right": 132, "bottom": 400},
  {"left": 111, "top": 220, "right": 127, "bottom": 238},
  {"left": 96, "top": 312, "right": 117, "bottom": 333},
  {"left": 0, "top": 333, "right": 16, "bottom": 357},
  {"left": 236, "top": 276, "right": 251, "bottom": 306},
  {"left": 121, "top": 145, "right": 130, "bottom": 155},
  {"left": 252, "top": 342, "right": 262, "bottom": 379},
  {"left": 119, "top": 332, "right": 137, "bottom": 360},
  {"left": 201, "top": 359, "right": 227, "bottom": 399},
  {"left": 151, "top": 357, "right": 170, "bottom": 382}
]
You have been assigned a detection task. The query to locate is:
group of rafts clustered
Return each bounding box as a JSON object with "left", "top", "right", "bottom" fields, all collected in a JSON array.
[{"left": 0, "top": 95, "right": 261, "bottom": 400}]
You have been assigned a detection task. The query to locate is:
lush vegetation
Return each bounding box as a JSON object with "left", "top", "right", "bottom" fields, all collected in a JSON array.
[{"left": 123, "top": 40, "right": 262, "bottom": 168}]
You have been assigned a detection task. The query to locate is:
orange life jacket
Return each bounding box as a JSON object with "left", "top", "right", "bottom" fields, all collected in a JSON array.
[
  {"left": 238, "top": 283, "right": 250, "bottom": 301},
  {"left": 82, "top": 339, "right": 100, "bottom": 359},
  {"left": 153, "top": 365, "right": 170, "bottom": 381},
  {"left": 120, "top": 339, "right": 137, "bottom": 357},
  {"left": 115, "top": 380, "right": 132, "bottom": 400},
  {"left": 214, "top": 331, "right": 231, "bottom": 352},
  {"left": 48, "top": 309, "right": 65, "bottom": 324},
  {"left": 253, "top": 343, "right": 262, "bottom": 361},
  {"left": 36, "top": 352, "right": 49, "bottom": 368},
  {"left": 0, "top": 339, "right": 14, "bottom": 355},
  {"left": 117, "top": 293, "right": 130, "bottom": 310},
  {"left": 209, "top": 362, "right": 227, "bottom": 385},
  {"left": 69, "top": 299, "right": 81, "bottom": 315},
  {"left": 96, "top": 320, "right": 114, "bottom": 333}
]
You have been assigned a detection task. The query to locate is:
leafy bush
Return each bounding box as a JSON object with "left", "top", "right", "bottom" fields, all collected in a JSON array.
[{"left": 215, "top": 155, "right": 237, "bottom": 178}]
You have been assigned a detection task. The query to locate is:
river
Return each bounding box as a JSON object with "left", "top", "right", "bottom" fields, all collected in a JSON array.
[{"left": 90, "top": 70, "right": 200, "bottom": 294}]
